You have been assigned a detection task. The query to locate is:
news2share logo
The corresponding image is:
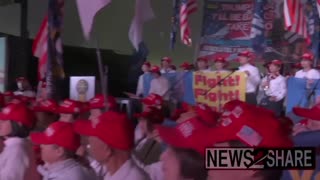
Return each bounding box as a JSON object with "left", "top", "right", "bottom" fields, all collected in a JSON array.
[{"left": 205, "top": 148, "right": 316, "bottom": 170}]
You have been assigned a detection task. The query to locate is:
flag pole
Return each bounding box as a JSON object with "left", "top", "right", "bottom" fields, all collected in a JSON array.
[{"left": 93, "top": 36, "right": 109, "bottom": 111}]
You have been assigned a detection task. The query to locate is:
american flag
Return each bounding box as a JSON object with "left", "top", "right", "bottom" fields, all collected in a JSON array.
[
  {"left": 180, "top": 0, "right": 197, "bottom": 46},
  {"left": 284, "top": 0, "right": 309, "bottom": 43},
  {"left": 32, "top": 16, "right": 48, "bottom": 81}
]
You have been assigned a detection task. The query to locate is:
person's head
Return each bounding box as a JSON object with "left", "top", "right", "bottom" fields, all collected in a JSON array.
[
  {"left": 33, "top": 99, "right": 59, "bottom": 130},
  {"left": 179, "top": 62, "right": 193, "bottom": 71},
  {"left": 30, "top": 121, "right": 80, "bottom": 164},
  {"left": 150, "top": 66, "right": 161, "bottom": 78},
  {"left": 16, "top": 77, "right": 29, "bottom": 90},
  {"left": 214, "top": 57, "right": 227, "bottom": 71},
  {"left": 56, "top": 99, "right": 81, "bottom": 122},
  {"left": 268, "top": 60, "right": 282, "bottom": 74},
  {"left": 161, "top": 57, "right": 172, "bottom": 69},
  {"left": 237, "top": 51, "right": 251, "bottom": 65},
  {"left": 141, "top": 93, "right": 163, "bottom": 110},
  {"left": 157, "top": 116, "right": 213, "bottom": 180},
  {"left": 0, "top": 103, "right": 34, "bottom": 137},
  {"left": 142, "top": 62, "right": 151, "bottom": 73},
  {"left": 74, "top": 111, "right": 134, "bottom": 165},
  {"left": 197, "top": 58, "right": 208, "bottom": 70},
  {"left": 160, "top": 146, "right": 207, "bottom": 180},
  {"left": 300, "top": 53, "right": 313, "bottom": 69},
  {"left": 135, "top": 106, "right": 165, "bottom": 135}
]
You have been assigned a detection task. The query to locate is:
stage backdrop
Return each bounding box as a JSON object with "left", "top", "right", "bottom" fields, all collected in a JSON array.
[{"left": 198, "top": 0, "right": 319, "bottom": 71}]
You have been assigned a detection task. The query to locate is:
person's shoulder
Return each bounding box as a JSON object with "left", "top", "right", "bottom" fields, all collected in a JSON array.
[
  {"left": 129, "top": 165, "right": 151, "bottom": 180},
  {"left": 62, "top": 163, "right": 97, "bottom": 180}
]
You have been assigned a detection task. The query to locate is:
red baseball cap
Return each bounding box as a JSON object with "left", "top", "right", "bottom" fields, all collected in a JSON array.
[
  {"left": 30, "top": 121, "right": 80, "bottom": 151},
  {"left": 179, "top": 62, "right": 193, "bottom": 70},
  {"left": 238, "top": 50, "right": 251, "bottom": 58},
  {"left": 143, "top": 61, "right": 151, "bottom": 67},
  {"left": 56, "top": 99, "right": 81, "bottom": 114},
  {"left": 161, "top": 57, "right": 172, "bottom": 63},
  {"left": 301, "top": 53, "right": 313, "bottom": 61},
  {"left": 197, "top": 57, "right": 208, "bottom": 63},
  {"left": 195, "top": 103, "right": 220, "bottom": 126},
  {"left": 157, "top": 116, "right": 211, "bottom": 155},
  {"left": 88, "top": 94, "right": 117, "bottom": 110},
  {"left": 135, "top": 106, "right": 164, "bottom": 124},
  {"left": 33, "top": 99, "right": 58, "bottom": 113},
  {"left": 0, "top": 93, "right": 4, "bottom": 106},
  {"left": 269, "top": 59, "right": 283, "bottom": 66},
  {"left": 214, "top": 57, "right": 227, "bottom": 63},
  {"left": 74, "top": 111, "right": 134, "bottom": 150},
  {"left": 150, "top": 66, "right": 161, "bottom": 74},
  {"left": 0, "top": 103, "right": 35, "bottom": 128},
  {"left": 293, "top": 103, "right": 320, "bottom": 120},
  {"left": 171, "top": 102, "right": 194, "bottom": 120},
  {"left": 142, "top": 93, "right": 163, "bottom": 106},
  {"left": 198, "top": 100, "right": 293, "bottom": 149}
]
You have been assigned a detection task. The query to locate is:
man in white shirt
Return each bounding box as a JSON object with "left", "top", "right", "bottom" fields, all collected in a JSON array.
[
  {"left": 295, "top": 53, "right": 320, "bottom": 80},
  {"left": 74, "top": 111, "right": 150, "bottom": 180},
  {"left": 237, "top": 51, "right": 261, "bottom": 105},
  {"left": 196, "top": 57, "right": 211, "bottom": 72},
  {"left": 160, "top": 57, "right": 173, "bottom": 74},
  {"left": 149, "top": 66, "right": 170, "bottom": 101},
  {"left": 259, "top": 60, "right": 287, "bottom": 116},
  {"left": 136, "top": 62, "right": 151, "bottom": 97}
]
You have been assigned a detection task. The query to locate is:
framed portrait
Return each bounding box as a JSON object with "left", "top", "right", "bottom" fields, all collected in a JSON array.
[{"left": 70, "top": 76, "right": 95, "bottom": 102}]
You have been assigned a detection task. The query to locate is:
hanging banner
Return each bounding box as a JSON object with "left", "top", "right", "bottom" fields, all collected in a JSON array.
[
  {"left": 198, "top": 0, "right": 274, "bottom": 60},
  {"left": 193, "top": 71, "right": 246, "bottom": 111}
]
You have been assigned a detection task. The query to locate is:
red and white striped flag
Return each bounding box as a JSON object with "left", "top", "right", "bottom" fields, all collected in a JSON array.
[
  {"left": 32, "top": 16, "right": 48, "bottom": 80},
  {"left": 283, "top": 0, "right": 309, "bottom": 43},
  {"left": 180, "top": 0, "right": 197, "bottom": 46}
]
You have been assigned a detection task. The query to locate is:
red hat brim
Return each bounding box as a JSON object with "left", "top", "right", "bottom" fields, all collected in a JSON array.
[
  {"left": 293, "top": 107, "right": 320, "bottom": 120},
  {"left": 157, "top": 125, "right": 193, "bottom": 149},
  {"left": 56, "top": 107, "right": 79, "bottom": 114},
  {"left": 30, "top": 132, "right": 53, "bottom": 145}
]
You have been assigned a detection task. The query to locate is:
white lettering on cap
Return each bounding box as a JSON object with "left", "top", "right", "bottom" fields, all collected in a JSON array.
[
  {"left": 2, "top": 107, "right": 11, "bottom": 114},
  {"left": 232, "top": 106, "right": 243, "bottom": 118},
  {"left": 45, "top": 127, "right": 54, "bottom": 137},
  {"left": 178, "top": 121, "right": 194, "bottom": 138}
]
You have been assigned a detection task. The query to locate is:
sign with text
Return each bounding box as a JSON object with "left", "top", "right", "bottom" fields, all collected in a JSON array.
[
  {"left": 193, "top": 72, "right": 246, "bottom": 111},
  {"left": 206, "top": 147, "right": 316, "bottom": 170},
  {"left": 198, "top": 0, "right": 275, "bottom": 60}
]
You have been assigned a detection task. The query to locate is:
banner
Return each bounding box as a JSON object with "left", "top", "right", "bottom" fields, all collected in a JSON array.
[
  {"left": 193, "top": 72, "right": 246, "bottom": 111},
  {"left": 198, "top": 0, "right": 274, "bottom": 60},
  {"left": 286, "top": 77, "right": 320, "bottom": 123}
]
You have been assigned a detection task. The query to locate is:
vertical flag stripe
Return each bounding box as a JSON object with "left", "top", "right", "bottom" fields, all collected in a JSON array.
[
  {"left": 32, "top": 16, "right": 49, "bottom": 80},
  {"left": 284, "top": 0, "right": 309, "bottom": 43},
  {"left": 180, "top": 0, "right": 197, "bottom": 46}
]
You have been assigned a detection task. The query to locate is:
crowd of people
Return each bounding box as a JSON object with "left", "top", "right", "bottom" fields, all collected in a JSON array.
[
  {"left": 0, "top": 50, "right": 317, "bottom": 179},
  {"left": 135, "top": 51, "right": 320, "bottom": 117}
]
